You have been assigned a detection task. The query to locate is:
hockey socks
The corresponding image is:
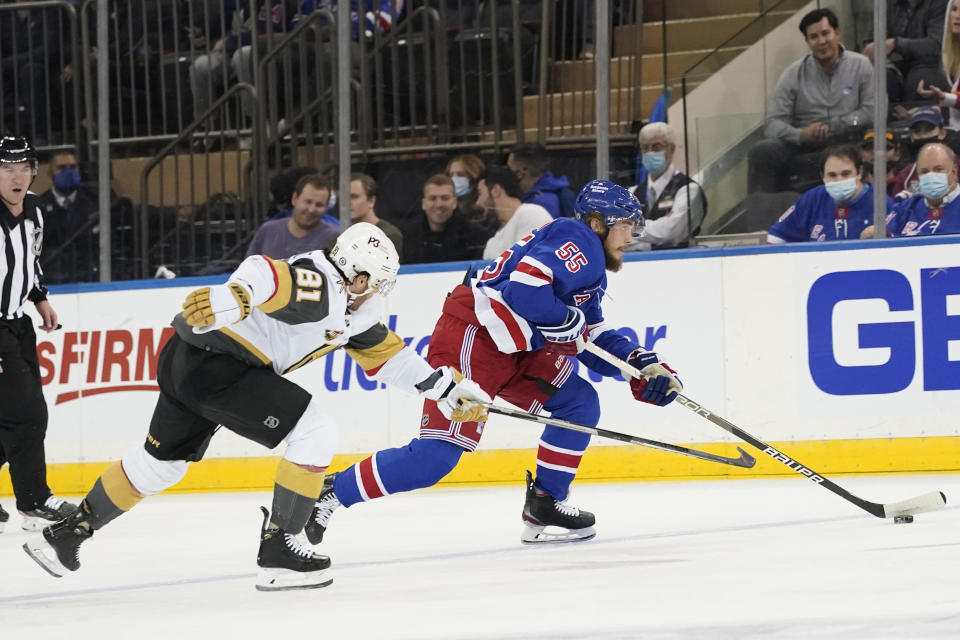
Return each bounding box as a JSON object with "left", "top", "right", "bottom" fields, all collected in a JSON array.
[
  {"left": 82, "top": 461, "right": 145, "bottom": 529},
  {"left": 271, "top": 459, "right": 327, "bottom": 533},
  {"left": 534, "top": 426, "right": 590, "bottom": 502},
  {"left": 334, "top": 438, "right": 464, "bottom": 507}
]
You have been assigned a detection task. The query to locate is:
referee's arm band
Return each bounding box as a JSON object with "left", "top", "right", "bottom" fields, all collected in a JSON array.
[{"left": 27, "top": 286, "right": 48, "bottom": 303}]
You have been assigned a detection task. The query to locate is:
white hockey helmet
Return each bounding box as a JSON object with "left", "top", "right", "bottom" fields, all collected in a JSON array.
[{"left": 329, "top": 221, "right": 400, "bottom": 298}]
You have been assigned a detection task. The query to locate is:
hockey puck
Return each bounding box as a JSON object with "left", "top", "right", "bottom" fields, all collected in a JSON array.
[{"left": 893, "top": 515, "right": 914, "bottom": 524}]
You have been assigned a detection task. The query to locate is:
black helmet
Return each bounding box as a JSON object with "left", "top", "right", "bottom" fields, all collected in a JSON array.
[{"left": 0, "top": 136, "right": 38, "bottom": 175}]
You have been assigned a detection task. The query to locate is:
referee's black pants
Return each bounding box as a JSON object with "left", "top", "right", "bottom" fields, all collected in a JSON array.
[{"left": 0, "top": 316, "right": 52, "bottom": 511}]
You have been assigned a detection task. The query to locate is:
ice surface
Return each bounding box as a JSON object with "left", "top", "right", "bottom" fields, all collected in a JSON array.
[{"left": 2, "top": 474, "right": 959, "bottom": 639}]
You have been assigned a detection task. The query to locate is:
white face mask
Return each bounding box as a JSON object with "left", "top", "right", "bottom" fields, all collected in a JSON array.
[
  {"left": 451, "top": 175, "right": 471, "bottom": 198},
  {"left": 823, "top": 177, "right": 858, "bottom": 202}
]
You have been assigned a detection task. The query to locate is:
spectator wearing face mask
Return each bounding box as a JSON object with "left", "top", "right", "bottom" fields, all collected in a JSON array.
[
  {"left": 445, "top": 154, "right": 496, "bottom": 234},
  {"left": 626, "top": 121, "right": 706, "bottom": 250},
  {"left": 768, "top": 144, "right": 893, "bottom": 242},
  {"left": 870, "top": 142, "right": 960, "bottom": 236},
  {"left": 38, "top": 149, "right": 100, "bottom": 283},
  {"left": 891, "top": 106, "right": 960, "bottom": 198},
  {"left": 860, "top": 130, "right": 906, "bottom": 196}
]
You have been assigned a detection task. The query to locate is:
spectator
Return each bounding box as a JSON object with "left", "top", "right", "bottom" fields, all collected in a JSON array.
[
  {"left": 917, "top": 0, "right": 960, "bottom": 129},
  {"left": 861, "top": 131, "right": 906, "bottom": 195},
  {"left": 478, "top": 165, "right": 553, "bottom": 260},
  {"left": 401, "top": 174, "right": 488, "bottom": 264},
  {"left": 349, "top": 172, "right": 403, "bottom": 257},
  {"left": 876, "top": 142, "right": 960, "bottom": 235},
  {"left": 863, "top": 0, "right": 949, "bottom": 105},
  {"left": 267, "top": 166, "right": 340, "bottom": 227},
  {"left": 891, "top": 106, "right": 960, "bottom": 197},
  {"left": 37, "top": 149, "right": 99, "bottom": 283},
  {"left": 626, "top": 122, "right": 706, "bottom": 250},
  {"left": 749, "top": 8, "right": 874, "bottom": 194},
  {"left": 507, "top": 143, "right": 575, "bottom": 218},
  {"left": 445, "top": 154, "right": 496, "bottom": 233},
  {"left": 246, "top": 174, "right": 338, "bottom": 258},
  {"left": 767, "top": 144, "right": 893, "bottom": 243}
]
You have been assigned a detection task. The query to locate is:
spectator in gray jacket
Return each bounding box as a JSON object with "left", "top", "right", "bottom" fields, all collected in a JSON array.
[
  {"left": 863, "top": 0, "right": 949, "bottom": 105},
  {"left": 749, "top": 8, "right": 874, "bottom": 193}
]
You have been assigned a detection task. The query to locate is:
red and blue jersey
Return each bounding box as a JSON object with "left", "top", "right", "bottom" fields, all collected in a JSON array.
[
  {"left": 768, "top": 183, "right": 891, "bottom": 242},
  {"left": 886, "top": 188, "right": 960, "bottom": 236},
  {"left": 471, "top": 218, "right": 637, "bottom": 376}
]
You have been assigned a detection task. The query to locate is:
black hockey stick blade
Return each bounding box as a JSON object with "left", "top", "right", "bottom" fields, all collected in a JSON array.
[
  {"left": 582, "top": 342, "right": 948, "bottom": 520},
  {"left": 485, "top": 403, "right": 757, "bottom": 469}
]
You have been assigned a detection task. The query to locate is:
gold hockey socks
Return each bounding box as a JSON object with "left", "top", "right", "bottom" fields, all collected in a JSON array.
[
  {"left": 271, "top": 459, "right": 326, "bottom": 532},
  {"left": 82, "top": 461, "right": 145, "bottom": 529}
]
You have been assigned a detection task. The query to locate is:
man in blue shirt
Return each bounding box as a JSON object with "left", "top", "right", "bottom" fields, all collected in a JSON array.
[
  {"left": 768, "top": 144, "right": 893, "bottom": 242},
  {"left": 884, "top": 142, "right": 960, "bottom": 236},
  {"left": 507, "top": 143, "right": 575, "bottom": 219}
]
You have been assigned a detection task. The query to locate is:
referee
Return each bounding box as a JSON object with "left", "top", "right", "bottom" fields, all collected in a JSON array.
[{"left": 0, "top": 136, "right": 76, "bottom": 533}]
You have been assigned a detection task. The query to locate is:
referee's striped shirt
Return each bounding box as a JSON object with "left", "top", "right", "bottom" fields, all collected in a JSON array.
[{"left": 0, "top": 192, "right": 48, "bottom": 319}]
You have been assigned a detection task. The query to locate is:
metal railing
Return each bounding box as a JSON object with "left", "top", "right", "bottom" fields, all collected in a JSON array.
[{"left": 0, "top": 1, "right": 83, "bottom": 150}]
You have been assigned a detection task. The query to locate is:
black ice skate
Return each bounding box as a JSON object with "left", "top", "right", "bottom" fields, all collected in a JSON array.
[
  {"left": 521, "top": 470, "right": 596, "bottom": 544},
  {"left": 0, "top": 503, "right": 8, "bottom": 533},
  {"left": 304, "top": 473, "right": 340, "bottom": 545},
  {"left": 22, "top": 507, "right": 93, "bottom": 577},
  {"left": 19, "top": 495, "right": 79, "bottom": 532},
  {"left": 256, "top": 506, "right": 333, "bottom": 591}
]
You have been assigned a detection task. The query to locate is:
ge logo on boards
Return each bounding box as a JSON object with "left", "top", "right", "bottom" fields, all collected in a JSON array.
[{"left": 806, "top": 268, "right": 960, "bottom": 395}]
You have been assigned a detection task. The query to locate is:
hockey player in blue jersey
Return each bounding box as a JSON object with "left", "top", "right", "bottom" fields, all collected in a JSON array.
[
  {"left": 883, "top": 143, "right": 960, "bottom": 237},
  {"left": 304, "top": 179, "right": 684, "bottom": 546},
  {"left": 767, "top": 144, "right": 893, "bottom": 243}
]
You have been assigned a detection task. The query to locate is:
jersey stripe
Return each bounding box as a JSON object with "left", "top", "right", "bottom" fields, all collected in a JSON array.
[
  {"left": 256, "top": 258, "right": 293, "bottom": 313},
  {"left": 218, "top": 327, "right": 272, "bottom": 365},
  {"left": 511, "top": 258, "right": 553, "bottom": 287},
  {"left": 472, "top": 286, "right": 533, "bottom": 353}
]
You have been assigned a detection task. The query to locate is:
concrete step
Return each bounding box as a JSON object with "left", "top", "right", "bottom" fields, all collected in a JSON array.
[
  {"left": 614, "top": 15, "right": 759, "bottom": 56},
  {"left": 641, "top": 0, "right": 782, "bottom": 21}
]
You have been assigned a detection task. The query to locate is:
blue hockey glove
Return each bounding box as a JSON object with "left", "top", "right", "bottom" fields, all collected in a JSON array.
[{"left": 627, "top": 349, "right": 683, "bottom": 407}]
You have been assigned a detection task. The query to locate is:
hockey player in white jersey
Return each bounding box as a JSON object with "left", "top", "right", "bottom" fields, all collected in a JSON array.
[{"left": 22, "top": 222, "right": 490, "bottom": 591}]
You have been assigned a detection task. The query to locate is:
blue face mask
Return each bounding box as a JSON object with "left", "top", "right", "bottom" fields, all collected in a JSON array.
[
  {"left": 919, "top": 172, "right": 950, "bottom": 199},
  {"left": 641, "top": 151, "right": 668, "bottom": 176},
  {"left": 824, "top": 177, "right": 858, "bottom": 202},
  {"left": 451, "top": 175, "right": 471, "bottom": 198},
  {"left": 53, "top": 168, "right": 81, "bottom": 191}
]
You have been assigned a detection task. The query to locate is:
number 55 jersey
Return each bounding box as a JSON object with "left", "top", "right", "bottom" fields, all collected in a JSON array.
[{"left": 470, "top": 218, "right": 635, "bottom": 370}]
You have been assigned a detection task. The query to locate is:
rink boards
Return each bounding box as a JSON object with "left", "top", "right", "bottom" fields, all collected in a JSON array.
[{"left": 2, "top": 234, "right": 959, "bottom": 495}]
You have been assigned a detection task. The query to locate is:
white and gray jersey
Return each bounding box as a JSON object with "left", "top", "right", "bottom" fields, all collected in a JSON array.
[{"left": 0, "top": 192, "right": 47, "bottom": 319}]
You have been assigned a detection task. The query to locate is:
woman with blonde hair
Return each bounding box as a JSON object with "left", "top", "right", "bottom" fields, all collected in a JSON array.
[{"left": 918, "top": 0, "right": 960, "bottom": 129}]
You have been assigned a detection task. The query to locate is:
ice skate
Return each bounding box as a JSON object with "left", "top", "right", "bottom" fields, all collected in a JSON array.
[
  {"left": 256, "top": 507, "right": 332, "bottom": 591},
  {"left": 0, "top": 503, "right": 8, "bottom": 533},
  {"left": 521, "top": 470, "right": 596, "bottom": 544},
  {"left": 22, "top": 507, "right": 93, "bottom": 577},
  {"left": 304, "top": 474, "right": 340, "bottom": 545},
  {"left": 19, "top": 495, "right": 78, "bottom": 532}
]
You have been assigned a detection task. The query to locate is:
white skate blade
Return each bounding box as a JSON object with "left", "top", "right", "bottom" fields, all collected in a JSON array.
[
  {"left": 255, "top": 567, "right": 333, "bottom": 591},
  {"left": 22, "top": 537, "right": 68, "bottom": 578},
  {"left": 20, "top": 514, "right": 51, "bottom": 532},
  {"left": 521, "top": 523, "right": 596, "bottom": 545}
]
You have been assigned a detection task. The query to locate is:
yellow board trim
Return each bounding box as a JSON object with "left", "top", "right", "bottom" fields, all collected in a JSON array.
[
  {"left": 256, "top": 259, "right": 294, "bottom": 314},
  {"left": 219, "top": 326, "right": 271, "bottom": 365},
  {"left": 4, "top": 436, "right": 958, "bottom": 496},
  {"left": 274, "top": 459, "right": 326, "bottom": 498},
  {"left": 346, "top": 329, "right": 406, "bottom": 372},
  {"left": 100, "top": 461, "right": 144, "bottom": 511}
]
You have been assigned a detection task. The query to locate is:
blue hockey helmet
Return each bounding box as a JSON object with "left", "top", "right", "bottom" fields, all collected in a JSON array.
[{"left": 574, "top": 179, "right": 643, "bottom": 237}]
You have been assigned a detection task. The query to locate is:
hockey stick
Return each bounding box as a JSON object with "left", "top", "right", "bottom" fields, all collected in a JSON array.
[
  {"left": 582, "top": 342, "right": 947, "bottom": 519},
  {"left": 485, "top": 403, "right": 756, "bottom": 469}
]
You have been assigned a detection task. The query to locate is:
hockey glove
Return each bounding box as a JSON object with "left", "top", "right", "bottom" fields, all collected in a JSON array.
[
  {"left": 627, "top": 349, "right": 683, "bottom": 407},
  {"left": 182, "top": 283, "right": 252, "bottom": 331},
  {"left": 416, "top": 366, "right": 492, "bottom": 423},
  {"left": 538, "top": 306, "right": 588, "bottom": 356}
]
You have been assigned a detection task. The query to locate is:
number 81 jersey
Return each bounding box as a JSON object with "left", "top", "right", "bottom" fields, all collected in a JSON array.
[{"left": 472, "top": 218, "right": 608, "bottom": 354}]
